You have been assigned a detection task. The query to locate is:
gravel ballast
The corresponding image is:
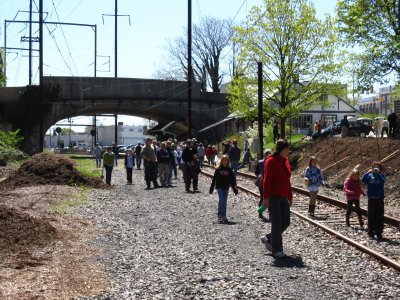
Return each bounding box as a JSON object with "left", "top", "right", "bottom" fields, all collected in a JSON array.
[{"left": 78, "top": 166, "right": 400, "bottom": 299}]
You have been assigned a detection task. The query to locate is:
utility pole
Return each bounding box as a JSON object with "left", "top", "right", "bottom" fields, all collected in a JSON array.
[
  {"left": 29, "top": 0, "right": 33, "bottom": 85},
  {"left": 187, "top": 0, "right": 192, "bottom": 138},
  {"left": 257, "top": 62, "right": 263, "bottom": 157},
  {"left": 39, "top": 0, "right": 43, "bottom": 86},
  {"left": 39, "top": 0, "right": 44, "bottom": 152},
  {"left": 114, "top": 114, "right": 118, "bottom": 144},
  {"left": 114, "top": 0, "right": 117, "bottom": 77},
  {"left": 102, "top": 1, "right": 131, "bottom": 78}
]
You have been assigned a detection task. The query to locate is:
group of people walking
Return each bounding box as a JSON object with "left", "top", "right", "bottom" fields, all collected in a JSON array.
[
  {"left": 302, "top": 157, "right": 386, "bottom": 240},
  {"left": 95, "top": 134, "right": 388, "bottom": 259}
]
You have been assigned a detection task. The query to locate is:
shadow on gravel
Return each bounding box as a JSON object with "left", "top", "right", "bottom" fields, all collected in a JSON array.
[
  {"left": 271, "top": 255, "right": 305, "bottom": 268},
  {"left": 312, "top": 215, "right": 328, "bottom": 221},
  {"left": 378, "top": 238, "right": 400, "bottom": 246}
]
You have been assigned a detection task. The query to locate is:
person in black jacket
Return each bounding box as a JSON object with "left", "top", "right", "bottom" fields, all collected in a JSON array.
[
  {"left": 388, "top": 112, "right": 398, "bottom": 138},
  {"left": 228, "top": 139, "right": 241, "bottom": 178},
  {"left": 209, "top": 155, "right": 238, "bottom": 224},
  {"left": 134, "top": 143, "right": 142, "bottom": 169},
  {"left": 182, "top": 140, "right": 199, "bottom": 192}
]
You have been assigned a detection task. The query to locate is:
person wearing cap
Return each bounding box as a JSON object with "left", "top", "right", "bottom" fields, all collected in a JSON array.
[
  {"left": 141, "top": 138, "right": 160, "bottom": 189},
  {"left": 255, "top": 149, "right": 272, "bottom": 220},
  {"left": 182, "top": 139, "right": 199, "bottom": 192},
  {"left": 228, "top": 139, "right": 241, "bottom": 179},
  {"left": 260, "top": 140, "right": 293, "bottom": 258}
]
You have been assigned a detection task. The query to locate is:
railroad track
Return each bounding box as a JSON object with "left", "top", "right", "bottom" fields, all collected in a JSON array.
[{"left": 200, "top": 164, "right": 400, "bottom": 271}]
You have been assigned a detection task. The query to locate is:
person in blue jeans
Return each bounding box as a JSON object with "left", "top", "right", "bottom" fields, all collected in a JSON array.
[
  {"left": 361, "top": 161, "right": 386, "bottom": 240},
  {"left": 209, "top": 155, "right": 238, "bottom": 224}
]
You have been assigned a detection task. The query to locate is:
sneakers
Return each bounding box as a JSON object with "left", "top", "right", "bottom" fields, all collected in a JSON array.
[
  {"left": 260, "top": 235, "right": 272, "bottom": 252},
  {"left": 273, "top": 251, "right": 286, "bottom": 258}
]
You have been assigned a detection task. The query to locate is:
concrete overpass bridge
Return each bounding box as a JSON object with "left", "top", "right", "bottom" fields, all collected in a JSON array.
[{"left": 0, "top": 76, "right": 229, "bottom": 152}]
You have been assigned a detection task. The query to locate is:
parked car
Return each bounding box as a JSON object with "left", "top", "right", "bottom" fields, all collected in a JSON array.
[
  {"left": 313, "top": 118, "right": 372, "bottom": 139},
  {"left": 348, "top": 118, "right": 373, "bottom": 137}
]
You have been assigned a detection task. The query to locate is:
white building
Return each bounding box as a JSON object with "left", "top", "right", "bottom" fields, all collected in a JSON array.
[
  {"left": 44, "top": 125, "right": 149, "bottom": 149},
  {"left": 293, "top": 94, "right": 361, "bottom": 131},
  {"left": 97, "top": 125, "right": 148, "bottom": 146},
  {"left": 44, "top": 132, "right": 92, "bottom": 149}
]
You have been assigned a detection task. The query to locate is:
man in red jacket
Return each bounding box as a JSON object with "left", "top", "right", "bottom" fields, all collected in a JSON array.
[{"left": 260, "top": 139, "right": 292, "bottom": 258}]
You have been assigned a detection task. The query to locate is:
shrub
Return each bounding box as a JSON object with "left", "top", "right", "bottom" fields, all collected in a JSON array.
[{"left": 0, "top": 129, "right": 24, "bottom": 150}]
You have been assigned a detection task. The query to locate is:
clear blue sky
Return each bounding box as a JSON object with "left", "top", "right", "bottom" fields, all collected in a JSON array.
[{"left": 0, "top": 0, "right": 337, "bottom": 129}]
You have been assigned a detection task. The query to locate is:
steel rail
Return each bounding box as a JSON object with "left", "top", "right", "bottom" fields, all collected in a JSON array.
[{"left": 200, "top": 169, "right": 400, "bottom": 271}]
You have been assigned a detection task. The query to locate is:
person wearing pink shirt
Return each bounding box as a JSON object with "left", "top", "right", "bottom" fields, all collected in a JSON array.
[{"left": 343, "top": 167, "right": 366, "bottom": 227}]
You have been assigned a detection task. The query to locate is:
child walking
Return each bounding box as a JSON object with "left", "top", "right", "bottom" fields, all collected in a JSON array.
[
  {"left": 362, "top": 161, "right": 386, "bottom": 239},
  {"left": 304, "top": 156, "right": 324, "bottom": 217},
  {"left": 343, "top": 168, "right": 365, "bottom": 227},
  {"left": 124, "top": 149, "right": 135, "bottom": 185},
  {"left": 209, "top": 156, "right": 238, "bottom": 224}
]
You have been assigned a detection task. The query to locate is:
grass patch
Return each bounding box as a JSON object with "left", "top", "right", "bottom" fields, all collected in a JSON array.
[
  {"left": 71, "top": 156, "right": 101, "bottom": 178},
  {"left": 52, "top": 187, "right": 90, "bottom": 214},
  {"left": 264, "top": 134, "right": 311, "bottom": 151}
]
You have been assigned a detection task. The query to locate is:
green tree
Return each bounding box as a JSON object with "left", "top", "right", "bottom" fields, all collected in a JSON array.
[
  {"left": 229, "top": 0, "right": 343, "bottom": 138},
  {"left": 60, "top": 128, "right": 76, "bottom": 135},
  {"left": 0, "top": 129, "right": 24, "bottom": 150},
  {"left": 337, "top": 0, "right": 400, "bottom": 90}
]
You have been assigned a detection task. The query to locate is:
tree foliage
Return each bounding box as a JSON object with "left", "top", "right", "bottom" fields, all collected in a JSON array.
[
  {"left": 60, "top": 128, "right": 76, "bottom": 135},
  {"left": 337, "top": 0, "right": 400, "bottom": 89},
  {"left": 229, "top": 0, "right": 343, "bottom": 138},
  {"left": 154, "top": 16, "right": 234, "bottom": 92},
  {"left": 0, "top": 129, "right": 24, "bottom": 150}
]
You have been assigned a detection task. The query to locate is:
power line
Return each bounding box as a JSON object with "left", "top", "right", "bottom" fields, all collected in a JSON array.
[
  {"left": 52, "top": 0, "right": 80, "bottom": 77},
  {"left": 231, "top": 0, "right": 248, "bottom": 25},
  {"left": 63, "top": 0, "right": 83, "bottom": 21}
]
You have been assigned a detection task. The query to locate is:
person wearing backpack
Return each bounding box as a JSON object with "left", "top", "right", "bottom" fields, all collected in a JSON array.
[
  {"left": 255, "top": 149, "right": 272, "bottom": 220},
  {"left": 209, "top": 155, "right": 238, "bottom": 224},
  {"left": 362, "top": 162, "right": 386, "bottom": 239},
  {"left": 304, "top": 156, "right": 325, "bottom": 218}
]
